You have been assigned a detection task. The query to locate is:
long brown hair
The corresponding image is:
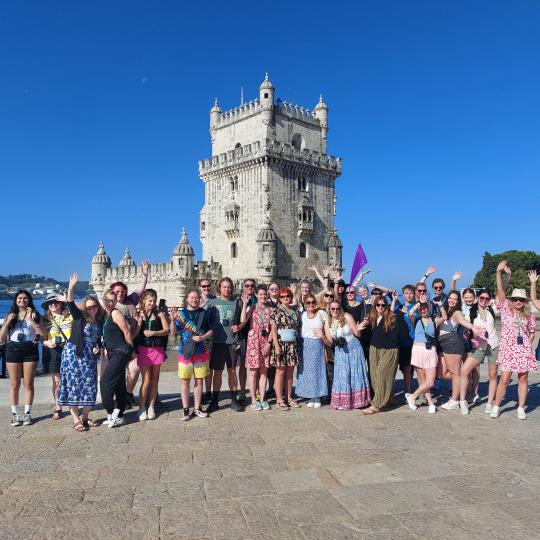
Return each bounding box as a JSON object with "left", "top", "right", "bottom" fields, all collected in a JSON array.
[
  {"left": 76, "top": 295, "right": 105, "bottom": 324},
  {"left": 369, "top": 296, "right": 396, "bottom": 332}
]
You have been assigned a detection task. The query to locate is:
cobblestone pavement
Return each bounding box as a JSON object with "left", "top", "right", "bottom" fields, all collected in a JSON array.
[{"left": 1, "top": 369, "right": 539, "bottom": 539}]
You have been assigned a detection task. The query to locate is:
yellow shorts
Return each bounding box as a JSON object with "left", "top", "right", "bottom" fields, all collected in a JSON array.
[{"left": 178, "top": 353, "right": 210, "bottom": 379}]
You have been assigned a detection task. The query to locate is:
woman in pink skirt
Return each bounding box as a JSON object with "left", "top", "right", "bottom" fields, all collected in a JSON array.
[
  {"left": 240, "top": 285, "right": 273, "bottom": 411},
  {"left": 134, "top": 290, "right": 169, "bottom": 421},
  {"left": 490, "top": 261, "right": 537, "bottom": 420},
  {"left": 405, "top": 301, "right": 439, "bottom": 414}
]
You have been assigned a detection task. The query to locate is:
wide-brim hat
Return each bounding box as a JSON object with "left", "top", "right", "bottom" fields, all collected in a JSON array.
[
  {"left": 41, "top": 293, "right": 64, "bottom": 310},
  {"left": 509, "top": 288, "right": 528, "bottom": 301}
]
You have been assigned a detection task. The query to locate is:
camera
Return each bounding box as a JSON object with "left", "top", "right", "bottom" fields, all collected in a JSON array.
[
  {"left": 484, "top": 331, "right": 489, "bottom": 339},
  {"left": 17, "top": 333, "right": 24, "bottom": 342},
  {"left": 517, "top": 335, "right": 524, "bottom": 345},
  {"left": 54, "top": 336, "right": 62, "bottom": 345},
  {"left": 261, "top": 329, "right": 268, "bottom": 337},
  {"left": 335, "top": 337, "right": 346, "bottom": 348},
  {"left": 222, "top": 318, "right": 230, "bottom": 327},
  {"left": 425, "top": 341, "right": 432, "bottom": 350}
]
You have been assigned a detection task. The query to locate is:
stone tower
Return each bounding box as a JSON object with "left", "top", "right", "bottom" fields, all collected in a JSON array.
[
  {"left": 199, "top": 74, "right": 342, "bottom": 284},
  {"left": 90, "top": 241, "right": 111, "bottom": 294}
]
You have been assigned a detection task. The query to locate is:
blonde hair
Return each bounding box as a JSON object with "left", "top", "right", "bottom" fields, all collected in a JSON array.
[
  {"left": 139, "top": 290, "right": 158, "bottom": 312},
  {"left": 508, "top": 299, "right": 531, "bottom": 319},
  {"left": 327, "top": 301, "right": 347, "bottom": 328},
  {"left": 316, "top": 287, "right": 335, "bottom": 310},
  {"left": 295, "top": 279, "right": 312, "bottom": 307}
]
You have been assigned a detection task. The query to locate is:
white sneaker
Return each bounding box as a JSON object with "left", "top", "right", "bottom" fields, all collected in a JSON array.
[
  {"left": 103, "top": 413, "right": 113, "bottom": 426},
  {"left": 313, "top": 398, "right": 321, "bottom": 409},
  {"left": 459, "top": 401, "right": 469, "bottom": 415},
  {"left": 470, "top": 393, "right": 480, "bottom": 405},
  {"left": 416, "top": 395, "right": 427, "bottom": 406},
  {"left": 147, "top": 407, "right": 156, "bottom": 420},
  {"left": 428, "top": 404, "right": 437, "bottom": 414},
  {"left": 108, "top": 408, "right": 122, "bottom": 428},
  {"left": 405, "top": 393, "right": 417, "bottom": 410},
  {"left": 485, "top": 403, "right": 493, "bottom": 414},
  {"left": 138, "top": 409, "right": 148, "bottom": 422},
  {"left": 441, "top": 399, "right": 459, "bottom": 410},
  {"left": 306, "top": 399, "right": 314, "bottom": 408},
  {"left": 517, "top": 407, "right": 527, "bottom": 420},
  {"left": 490, "top": 405, "right": 500, "bottom": 418}
]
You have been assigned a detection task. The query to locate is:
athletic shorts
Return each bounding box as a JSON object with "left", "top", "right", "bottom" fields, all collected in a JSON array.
[
  {"left": 398, "top": 346, "right": 412, "bottom": 370},
  {"left": 5, "top": 342, "right": 39, "bottom": 363},
  {"left": 470, "top": 346, "right": 498, "bottom": 365},
  {"left": 439, "top": 333, "right": 465, "bottom": 356},
  {"left": 178, "top": 352, "right": 209, "bottom": 379},
  {"left": 210, "top": 343, "right": 240, "bottom": 371}
]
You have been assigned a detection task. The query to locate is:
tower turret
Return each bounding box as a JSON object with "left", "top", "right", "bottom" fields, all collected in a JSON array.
[
  {"left": 259, "top": 73, "right": 274, "bottom": 126},
  {"left": 209, "top": 98, "right": 222, "bottom": 144},
  {"left": 327, "top": 229, "right": 343, "bottom": 271},
  {"left": 118, "top": 247, "right": 136, "bottom": 267},
  {"left": 314, "top": 94, "right": 329, "bottom": 153},
  {"left": 172, "top": 227, "right": 195, "bottom": 279},
  {"left": 256, "top": 217, "right": 278, "bottom": 282},
  {"left": 91, "top": 241, "right": 111, "bottom": 296}
]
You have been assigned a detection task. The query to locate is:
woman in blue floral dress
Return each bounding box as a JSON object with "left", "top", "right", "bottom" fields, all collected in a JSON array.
[{"left": 57, "top": 273, "right": 104, "bottom": 432}]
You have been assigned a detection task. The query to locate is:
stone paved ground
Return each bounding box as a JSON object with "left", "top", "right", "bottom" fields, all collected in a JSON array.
[{"left": 1, "top": 368, "right": 539, "bottom": 539}]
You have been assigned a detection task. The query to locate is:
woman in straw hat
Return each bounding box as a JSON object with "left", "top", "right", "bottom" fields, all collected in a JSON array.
[{"left": 490, "top": 261, "right": 536, "bottom": 420}]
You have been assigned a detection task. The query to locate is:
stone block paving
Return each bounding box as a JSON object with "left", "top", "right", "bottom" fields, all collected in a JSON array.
[{"left": 1, "top": 370, "right": 539, "bottom": 539}]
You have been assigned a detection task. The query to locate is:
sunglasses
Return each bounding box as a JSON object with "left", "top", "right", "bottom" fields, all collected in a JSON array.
[
  {"left": 280, "top": 295, "right": 292, "bottom": 299},
  {"left": 375, "top": 303, "right": 387, "bottom": 308},
  {"left": 433, "top": 286, "right": 443, "bottom": 290},
  {"left": 478, "top": 296, "right": 490, "bottom": 301},
  {"left": 48, "top": 300, "right": 60, "bottom": 305},
  {"left": 329, "top": 308, "right": 341, "bottom": 312},
  {"left": 86, "top": 304, "right": 99, "bottom": 310},
  {"left": 416, "top": 289, "right": 427, "bottom": 293},
  {"left": 305, "top": 300, "right": 317, "bottom": 305},
  {"left": 346, "top": 291, "right": 356, "bottom": 294},
  {"left": 200, "top": 284, "right": 211, "bottom": 289},
  {"left": 324, "top": 294, "right": 334, "bottom": 298},
  {"left": 244, "top": 284, "right": 255, "bottom": 288},
  {"left": 511, "top": 298, "right": 526, "bottom": 302}
]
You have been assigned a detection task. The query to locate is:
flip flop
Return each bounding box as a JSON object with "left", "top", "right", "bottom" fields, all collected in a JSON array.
[
  {"left": 52, "top": 409, "right": 62, "bottom": 420},
  {"left": 73, "top": 421, "right": 87, "bottom": 432}
]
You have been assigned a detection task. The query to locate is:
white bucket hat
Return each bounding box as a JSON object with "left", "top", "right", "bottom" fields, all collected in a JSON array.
[{"left": 509, "top": 288, "right": 528, "bottom": 301}]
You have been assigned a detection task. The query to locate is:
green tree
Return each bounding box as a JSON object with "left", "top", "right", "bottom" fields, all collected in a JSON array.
[{"left": 473, "top": 250, "right": 540, "bottom": 292}]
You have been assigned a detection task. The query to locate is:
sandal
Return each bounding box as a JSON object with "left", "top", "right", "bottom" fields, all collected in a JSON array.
[
  {"left": 52, "top": 409, "right": 62, "bottom": 421},
  {"left": 82, "top": 418, "right": 98, "bottom": 428},
  {"left": 72, "top": 421, "right": 87, "bottom": 432},
  {"left": 277, "top": 401, "right": 290, "bottom": 411},
  {"left": 362, "top": 406, "right": 380, "bottom": 415},
  {"left": 287, "top": 399, "right": 301, "bottom": 408}
]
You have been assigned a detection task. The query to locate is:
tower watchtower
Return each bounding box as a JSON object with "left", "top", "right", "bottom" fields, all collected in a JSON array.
[{"left": 199, "top": 75, "right": 342, "bottom": 283}]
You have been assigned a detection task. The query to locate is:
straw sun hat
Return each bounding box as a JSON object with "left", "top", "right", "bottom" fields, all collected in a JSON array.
[{"left": 509, "top": 288, "right": 528, "bottom": 301}]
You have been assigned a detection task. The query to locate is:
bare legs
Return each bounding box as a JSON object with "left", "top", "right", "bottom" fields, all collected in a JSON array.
[
  {"left": 274, "top": 366, "right": 285, "bottom": 403},
  {"left": 7, "top": 363, "right": 22, "bottom": 407},
  {"left": 442, "top": 353, "right": 461, "bottom": 401},
  {"left": 459, "top": 356, "right": 480, "bottom": 402},
  {"left": 180, "top": 377, "right": 204, "bottom": 411},
  {"left": 139, "top": 365, "right": 161, "bottom": 411},
  {"left": 126, "top": 358, "right": 140, "bottom": 395},
  {"left": 410, "top": 367, "right": 436, "bottom": 406},
  {"left": 487, "top": 364, "right": 498, "bottom": 406},
  {"left": 211, "top": 367, "right": 238, "bottom": 395},
  {"left": 285, "top": 365, "right": 294, "bottom": 402},
  {"left": 51, "top": 373, "right": 61, "bottom": 410}
]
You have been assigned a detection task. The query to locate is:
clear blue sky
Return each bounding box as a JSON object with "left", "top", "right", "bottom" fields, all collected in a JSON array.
[{"left": 1, "top": 1, "right": 539, "bottom": 288}]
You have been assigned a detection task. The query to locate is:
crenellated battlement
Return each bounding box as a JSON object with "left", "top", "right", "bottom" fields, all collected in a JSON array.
[
  {"left": 276, "top": 100, "right": 319, "bottom": 124},
  {"left": 199, "top": 138, "right": 342, "bottom": 176},
  {"left": 216, "top": 99, "right": 262, "bottom": 127}
]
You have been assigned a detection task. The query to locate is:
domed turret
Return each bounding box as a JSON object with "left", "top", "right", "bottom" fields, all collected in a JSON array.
[
  {"left": 256, "top": 217, "right": 277, "bottom": 281},
  {"left": 210, "top": 98, "right": 222, "bottom": 128},
  {"left": 314, "top": 94, "right": 329, "bottom": 152},
  {"left": 172, "top": 228, "right": 195, "bottom": 278},
  {"left": 90, "top": 241, "right": 112, "bottom": 294},
  {"left": 327, "top": 229, "right": 343, "bottom": 270},
  {"left": 118, "top": 247, "right": 136, "bottom": 267},
  {"left": 259, "top": 73, "right": 275, "bottom": 126}
]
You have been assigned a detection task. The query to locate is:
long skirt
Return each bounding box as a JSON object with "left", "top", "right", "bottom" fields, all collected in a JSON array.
[
  {"left": 57, "top": 342, "right": 98, "bottom": 407},
  {"left": 296, "top": 338, "right": 328, "bottom": 398},
  {"left": 331, "top": 338, "right": 371, "bottom": 410}
]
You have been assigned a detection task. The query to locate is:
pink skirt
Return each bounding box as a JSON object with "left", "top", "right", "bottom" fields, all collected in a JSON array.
[
  {"left": 137, "top": 346, "right": 165, "bottom": 367},
  {"left": 411, "top": 343, "right": 438, "bottom": 369}
]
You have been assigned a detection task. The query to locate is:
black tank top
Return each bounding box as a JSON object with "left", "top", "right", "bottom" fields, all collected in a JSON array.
[
  {"left": 136, "top": 311, "right": 164, "bottom": 348},
  {"left": 103, "top": 309, "right": 127, "bottom": 349}
]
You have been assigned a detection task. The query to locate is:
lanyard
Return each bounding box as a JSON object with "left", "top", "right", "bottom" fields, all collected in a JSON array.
[
  {"left": 257, "top": 305, "right": 266, "bottom": 327},
  {"left": 18, "top": 311, "right": 28, "bottom": 329},
  {"left": 516, "top": 314, "right": 522, "bottom": 336}
]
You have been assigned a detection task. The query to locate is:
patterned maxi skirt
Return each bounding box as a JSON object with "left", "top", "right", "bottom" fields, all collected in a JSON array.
[
  {"left": 331, "top": 338, "right": 371, "bottom": 410},
  {"left": 58, "top": 341, "right": 98, "bottom": 407},
  {"left": 296, "top": 338, "right": 328, "bottom": 398}
]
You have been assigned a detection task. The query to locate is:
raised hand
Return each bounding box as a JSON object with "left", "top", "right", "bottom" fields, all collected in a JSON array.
[
  {"left": 4, "top": 313, "right": 16, "bottom": 325},
  {"left": 367, "top": 282, "right": 376, "bottom": 289},
  {"left": 141, "top": 260, "right": 150, "bottom": 276},
  {"left": 308, "top": 265, "right": 319, "bottom": 274},
  {"left": 358, "top": 319, "right": 369, "bottom": 331},
  {"left": 528, "top": 270, "right": 538, "bottom": 283},
  {"left": 496, "top": 260, "right": 508, "bottom": 273},
  {"left": 69, "top": 272, "right": 78, "bottom": 288},
  {"left": 321, "top": 265, "right": 332, "bottom": 276},
  {"left": 426, "top": 265, "right": 436, "bottom": 276},
  {"left": 54, "top": 293, "right": 68, "bottom": 303},
  {"left": 391, "top": 290, "right": 399, "bottom": 300},
  {"left": 452, "top": 271, "right": 463, "bottom": 281},
  {"left": 170, "top": 307, "right": 179, "bottom": 320},
  {"left": 419, "top": 293, "right": 428, "bottom": 304}
]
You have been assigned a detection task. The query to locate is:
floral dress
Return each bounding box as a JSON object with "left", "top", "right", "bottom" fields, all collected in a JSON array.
[
  {"left": 58, "top": 322, "right": 100, "bottom": 406},
  {"left": 496, "top": 299, "right": 537, "bottom": 372},
  {"left": 269, "top": 305, "right": 301, "bottom": 367},
  {"left": 245, "top": 304, "right": 272, "bottom": 369}
]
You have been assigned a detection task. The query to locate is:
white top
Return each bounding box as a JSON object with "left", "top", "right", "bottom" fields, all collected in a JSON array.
[
  {"left": 471, "top": 307, "right": 500, "bottom": 349},
  {"left": 330, "top": 321, "right": 354, "bottom": 342},
  {"left": 9, "top": 318, "right": 37, "bottom": 343},
  {"left": 301, "top": 310, "right": 327, "bottom": 338}
]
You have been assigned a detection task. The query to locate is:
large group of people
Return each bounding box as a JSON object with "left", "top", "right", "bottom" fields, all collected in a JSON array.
[{"left": 0, "top": 259, "right": 538, "bottom": 430}]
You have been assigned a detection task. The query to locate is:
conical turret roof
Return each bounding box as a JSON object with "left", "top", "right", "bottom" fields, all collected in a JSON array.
[
  {"left": 118, "top": 247, "right": 136, "bottom": 267},
  {"left": 173, "top": 228, "right": 194, "bottom": 256},
  {"left": 92, "top": 241, "right": 111, "bottom": 265}
]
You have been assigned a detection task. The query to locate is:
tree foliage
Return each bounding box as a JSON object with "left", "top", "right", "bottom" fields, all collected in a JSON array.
[{"left": 473, "top": 250, "right": 540, "bottom": 292}]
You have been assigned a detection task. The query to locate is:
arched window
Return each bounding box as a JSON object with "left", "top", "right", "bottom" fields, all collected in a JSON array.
[
  {"left": 299, "top": 242, "right": 307, "bottom": 258},
  {"left": 297, "top": 176, "right": 308, "bottom": 191},
  {"left": 231, "top": 242, "right": 238, "bottom": 258},
  {"left": 292, "top": 133, "right": 303, "bottom": 150}
]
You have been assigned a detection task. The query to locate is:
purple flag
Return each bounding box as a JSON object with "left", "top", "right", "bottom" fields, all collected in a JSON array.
[{"left": 349, "top": 243, "right": 368, "bottom": 284}]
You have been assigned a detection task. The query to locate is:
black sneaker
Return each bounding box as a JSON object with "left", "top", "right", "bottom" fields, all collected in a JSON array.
[
  {"left": 202, "top": 391, "right": 212, "bottom": 404},
  {"left": 126, "top": 393, "right": 134, "bottom": 409},
  {"left": 11, "top": 413, "right": 22, "bottom": 427},
  {"left": 230, "top": 399, "right": 244, "bottom": 412},
  {"left": 206, "top": 399, "right": 220, "bottom": 413},
  {"left": 266, "top": 387, "right": 276, "bottom": 399}
]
